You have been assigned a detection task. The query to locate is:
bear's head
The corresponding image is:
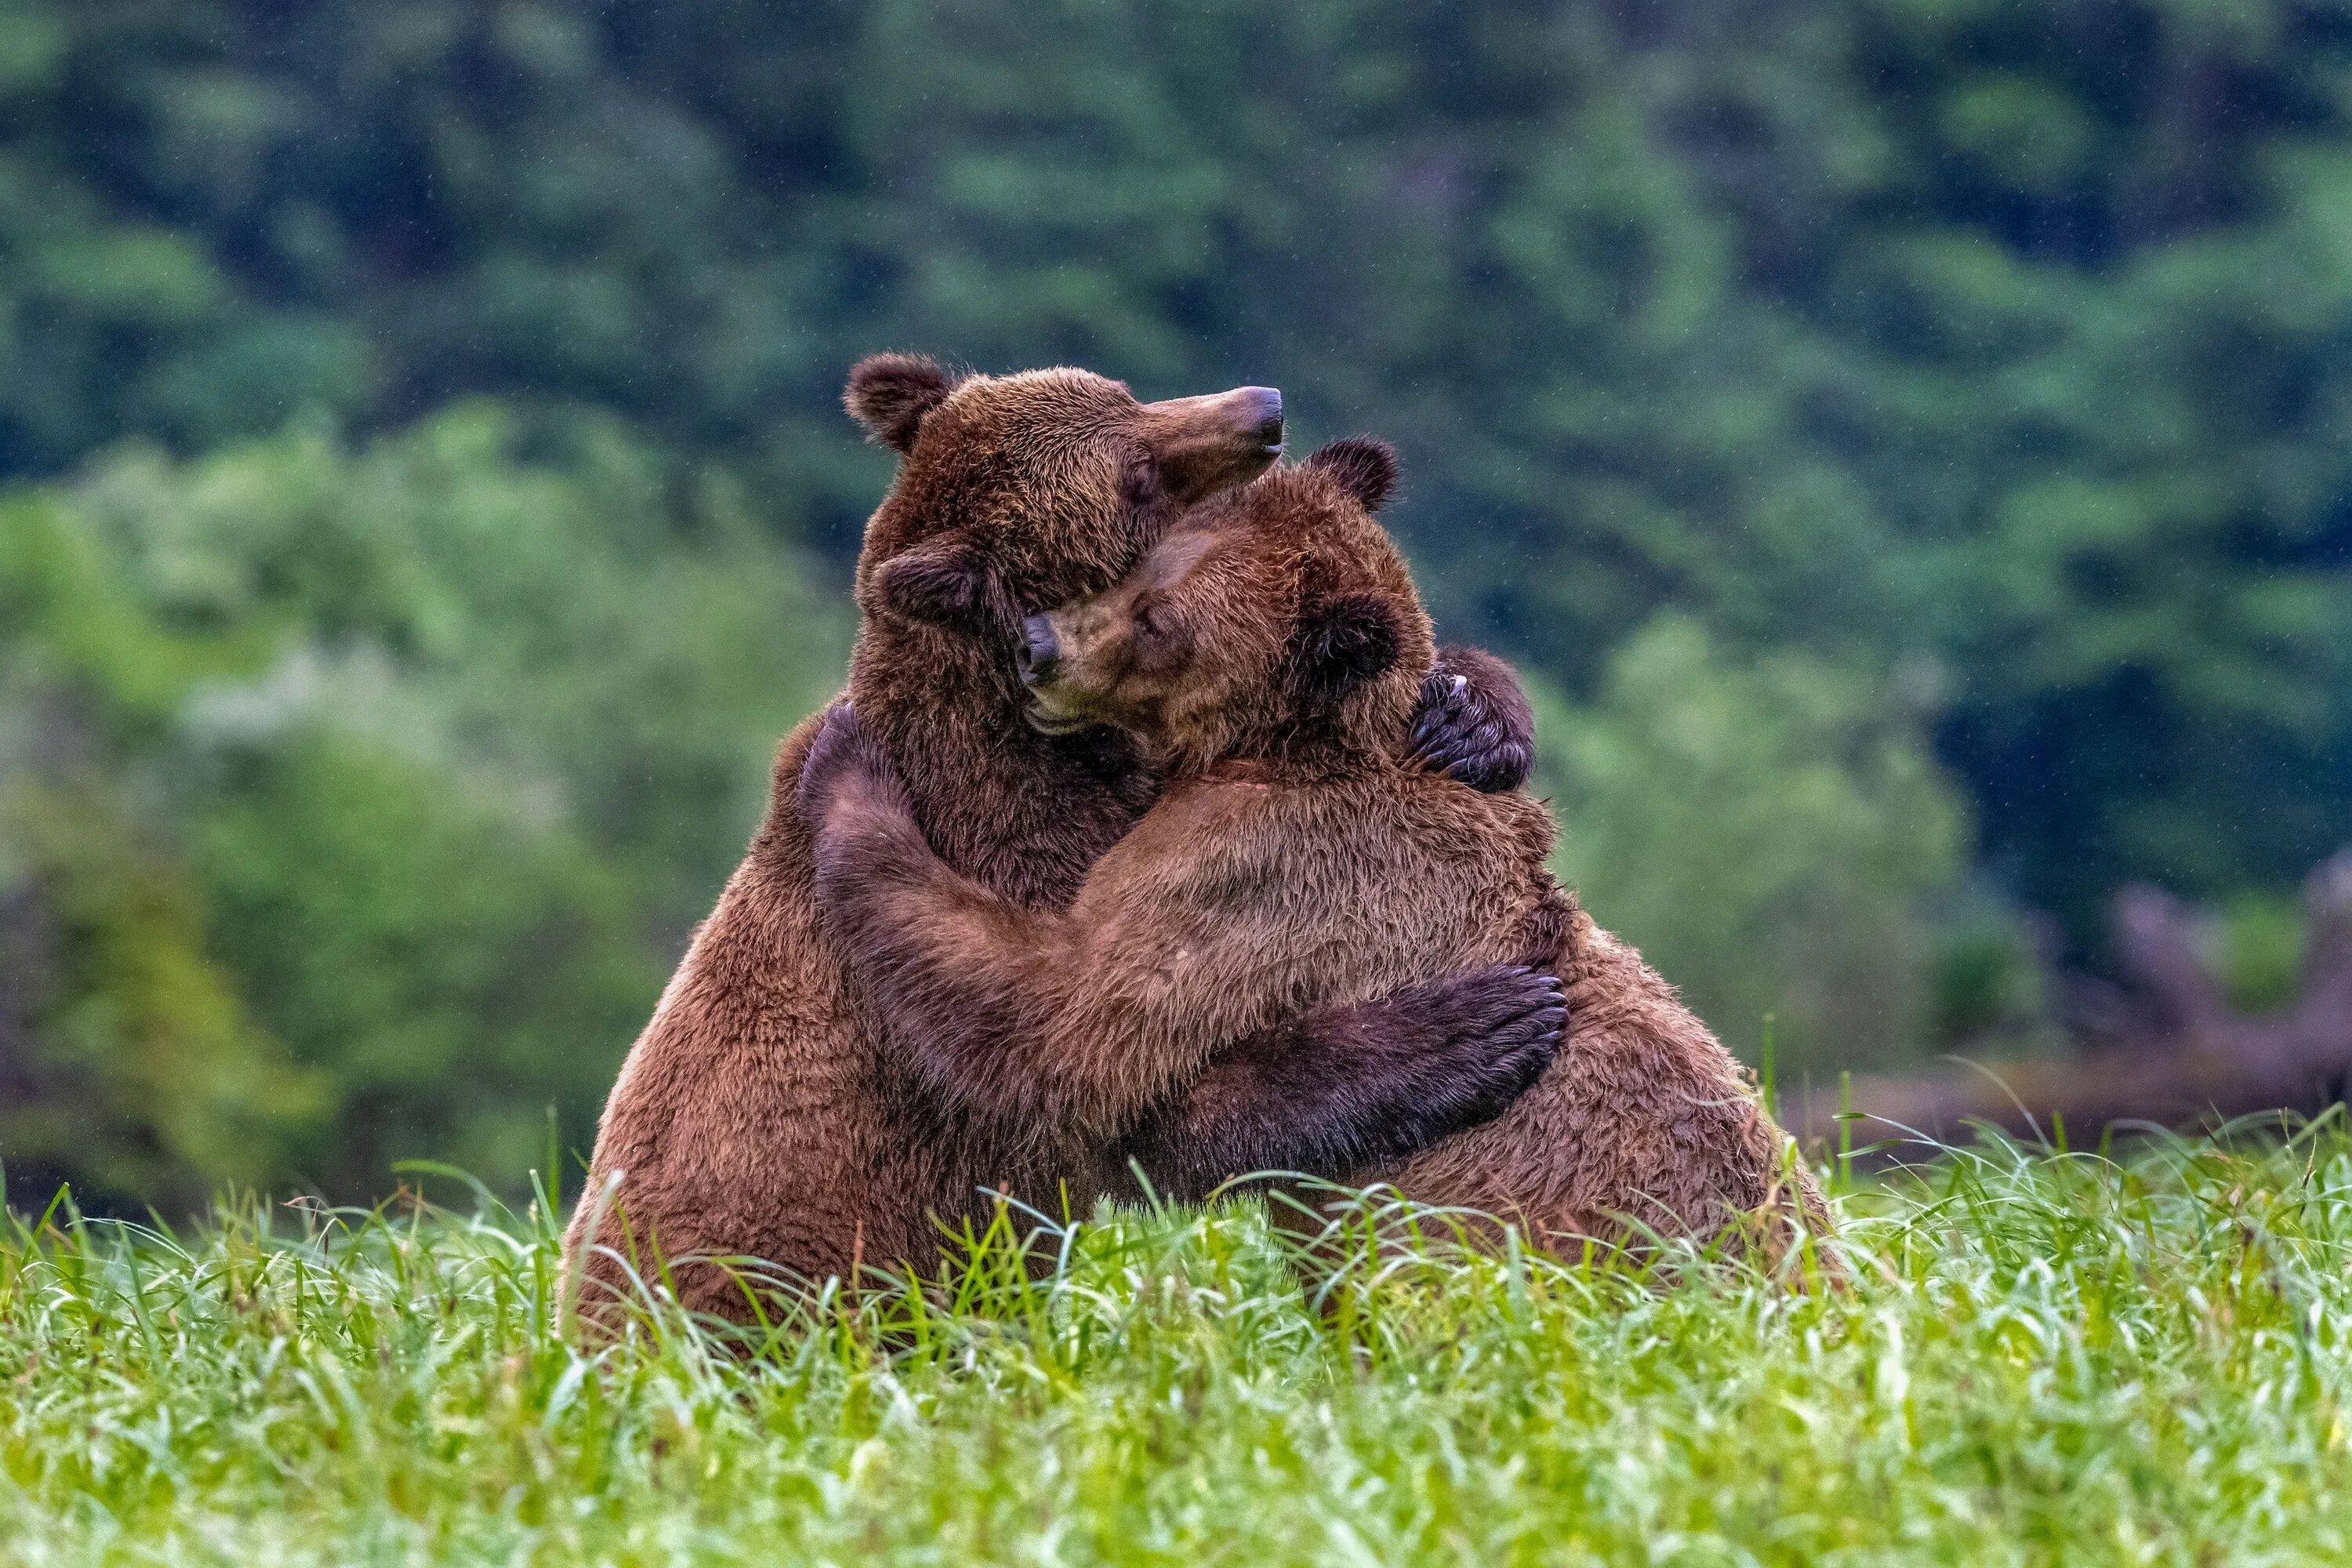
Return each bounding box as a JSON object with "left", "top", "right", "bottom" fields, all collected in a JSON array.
[
  {"left": 846, "top": 354, "right": 1286, "bottom": 641},
  {"left": 1011, "top": 437, "right": 1436, "bottom": 775}
]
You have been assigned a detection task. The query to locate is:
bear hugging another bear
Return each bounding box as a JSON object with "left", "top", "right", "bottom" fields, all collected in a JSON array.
[
  {"left": 797, "top": 433, "right": 1832, "bottom": 1268},
  {"left": 564, "top": 355, "right": 1834, "bottom": 1326},
  {"left": 563, "top": 358, "right": 1570, "bottom": 1323}
]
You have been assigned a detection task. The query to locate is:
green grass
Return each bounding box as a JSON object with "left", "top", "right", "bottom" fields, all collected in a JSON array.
[{"left": 5, "top": 1127, "right": 2352, "bottom": 1566}]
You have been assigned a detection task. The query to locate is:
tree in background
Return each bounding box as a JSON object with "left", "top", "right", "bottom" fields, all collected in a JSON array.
[
  {"left": 6, "top": 0, "right": 2348, "bottom": 922},
  {"left": 1536, "top": 617, "right": 1968, "bottom": 1080},
  {"left": 0, "top": 411, "right": 848, "bottom": 1203},
  {"left": 5, "top": 0, "right": 2352, "bottom": 1197}
]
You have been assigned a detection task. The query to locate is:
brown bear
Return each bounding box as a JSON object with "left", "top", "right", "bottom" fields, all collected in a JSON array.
[
  {"left": 797, "top": 437, "right": 1835, "bottom": 1268},
  {"left": 564, "top": 360, "right": 1561, "bottom": 1323}
]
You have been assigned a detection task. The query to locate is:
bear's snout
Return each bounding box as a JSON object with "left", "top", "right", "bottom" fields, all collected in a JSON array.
[
  {"left": 1236, "top": 387, "right": 1284, "bottom": 453},
  {"left": 1017, "top": 615, "right": 1062, "bottom": 686},
  {"left": 1139, "top": 385, "right": 1285, "bottom": 503}
]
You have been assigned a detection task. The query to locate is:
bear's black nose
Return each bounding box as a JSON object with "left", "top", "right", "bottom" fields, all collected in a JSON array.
[
  {"left": 1240, "top": 387, "right": 1283, "bottom": 453},
  {"left": 1017, "top": 615, "right": 1061, "bottom": 685}
]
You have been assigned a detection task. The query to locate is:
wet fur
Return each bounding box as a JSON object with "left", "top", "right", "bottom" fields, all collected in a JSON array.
[
  {"left": 807, "top": 454, "right": 1835, "bottom": 1267},
  {"left": 564, "top": 365, "right": 1554, "bottom": 1322}
]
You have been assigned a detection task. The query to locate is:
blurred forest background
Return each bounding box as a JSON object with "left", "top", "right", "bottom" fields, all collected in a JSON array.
[{"left": 4, "top": 0, "right": 2350, "bottom": 1207}]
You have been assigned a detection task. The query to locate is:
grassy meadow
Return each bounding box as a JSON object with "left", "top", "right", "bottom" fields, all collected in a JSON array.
[{"left": 4, "top": 1128, "right": 2350, "bottom": 1566}]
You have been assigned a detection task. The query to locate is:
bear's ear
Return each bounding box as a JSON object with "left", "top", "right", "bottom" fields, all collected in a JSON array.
[
  {"left": 1288, "top": 593, "right": 1403, "bottom": 710},
  {"left": 865, "top": 534, "right": 1001, "bottom": 634},
  {"left": 845, "top": 354, "right": 959, "bottom": 454},
  {"left": 1305, "top": 437, "right": 1398, "bottom": 512}
]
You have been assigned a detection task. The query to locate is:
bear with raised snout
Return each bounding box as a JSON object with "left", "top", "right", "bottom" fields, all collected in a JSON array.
[
  {"left": 798, "top": 437, "right": 1836, "bottom": 1267},
  {"left": 564, "top": 358, "right": 1563, "bottom": 1323}
]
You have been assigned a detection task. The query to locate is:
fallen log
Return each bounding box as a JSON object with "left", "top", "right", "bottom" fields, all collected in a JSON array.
[{"left": 1790, "top": 850, "right": 2352, "bottom": 1153}]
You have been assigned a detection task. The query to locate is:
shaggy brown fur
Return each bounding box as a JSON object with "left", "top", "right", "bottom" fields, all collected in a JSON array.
[
  {"left": 564, "top": 362, "right": 1560, "bottom": 1322},
  {"left": 801, "top": 438, "right": 1835, "bottom": 1265}
]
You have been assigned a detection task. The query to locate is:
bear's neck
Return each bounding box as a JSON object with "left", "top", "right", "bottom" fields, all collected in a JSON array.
[{"left": 843, "top": 616, "right": 1158, "bottom": 909}]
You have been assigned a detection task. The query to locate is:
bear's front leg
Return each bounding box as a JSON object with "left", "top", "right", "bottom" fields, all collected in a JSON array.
[{"left": 1104, "top": 961, "right": 1566, "bottom": 1202}]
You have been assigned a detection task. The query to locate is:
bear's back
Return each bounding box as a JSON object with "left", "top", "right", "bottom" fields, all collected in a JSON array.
[
  {"left": 1202, "top": 760, "right": 1793, "bottom": 1260},
  {"left": 1133, "top": 763, "right": 1566, "bottom": 1025}
]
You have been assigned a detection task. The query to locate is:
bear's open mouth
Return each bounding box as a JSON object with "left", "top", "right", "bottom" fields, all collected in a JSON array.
[{"left": 1024, "top": 702, "right": 1094, "bottom": 737}]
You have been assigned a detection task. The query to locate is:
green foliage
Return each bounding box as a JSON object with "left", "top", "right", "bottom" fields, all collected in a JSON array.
[
  {"left": 2219, "top": 891, "right": 2308, "bottom": 1016},
  {"left": 0, "top": 410, "right": 850, "bottom": 1203},
  {"left": 5, "top": 1135, "right": 2352, "bottom": 1561},
  {"left": 6, "top": 0, "right": 2352, "bottom": 1200},
  {"left": 191, "top": 728, "right": 645, "bottom": 1189},
  {"left": 69, "top": 405, "right": 850, "bottom": 927},
  {"left": 0, "top": 0, "right": 2346, "bottom": 924},
  {"left": 1927, "top": 895, "right": 2062, "bottom": 1055},
  {"left": 1537, "top": 616, "right": 1968, "bottom": 1074},
  {"left": 0, "top": 775, "right": 318, "bottom": 1207}
]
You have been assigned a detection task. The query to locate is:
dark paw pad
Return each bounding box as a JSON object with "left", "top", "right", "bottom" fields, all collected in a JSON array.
[
  {"left": 1407, "top": 672, "right": 1534, "bottom": 793},
  {"left": 1325, "top": 964, "right": 1567, "bottom": 1168},
  {"left": 1440, "top": 740, "right": 1534, "bottom": 795},
  {"left": 1427, "top": 962, "right": 1565, "bottom": 1122}
]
